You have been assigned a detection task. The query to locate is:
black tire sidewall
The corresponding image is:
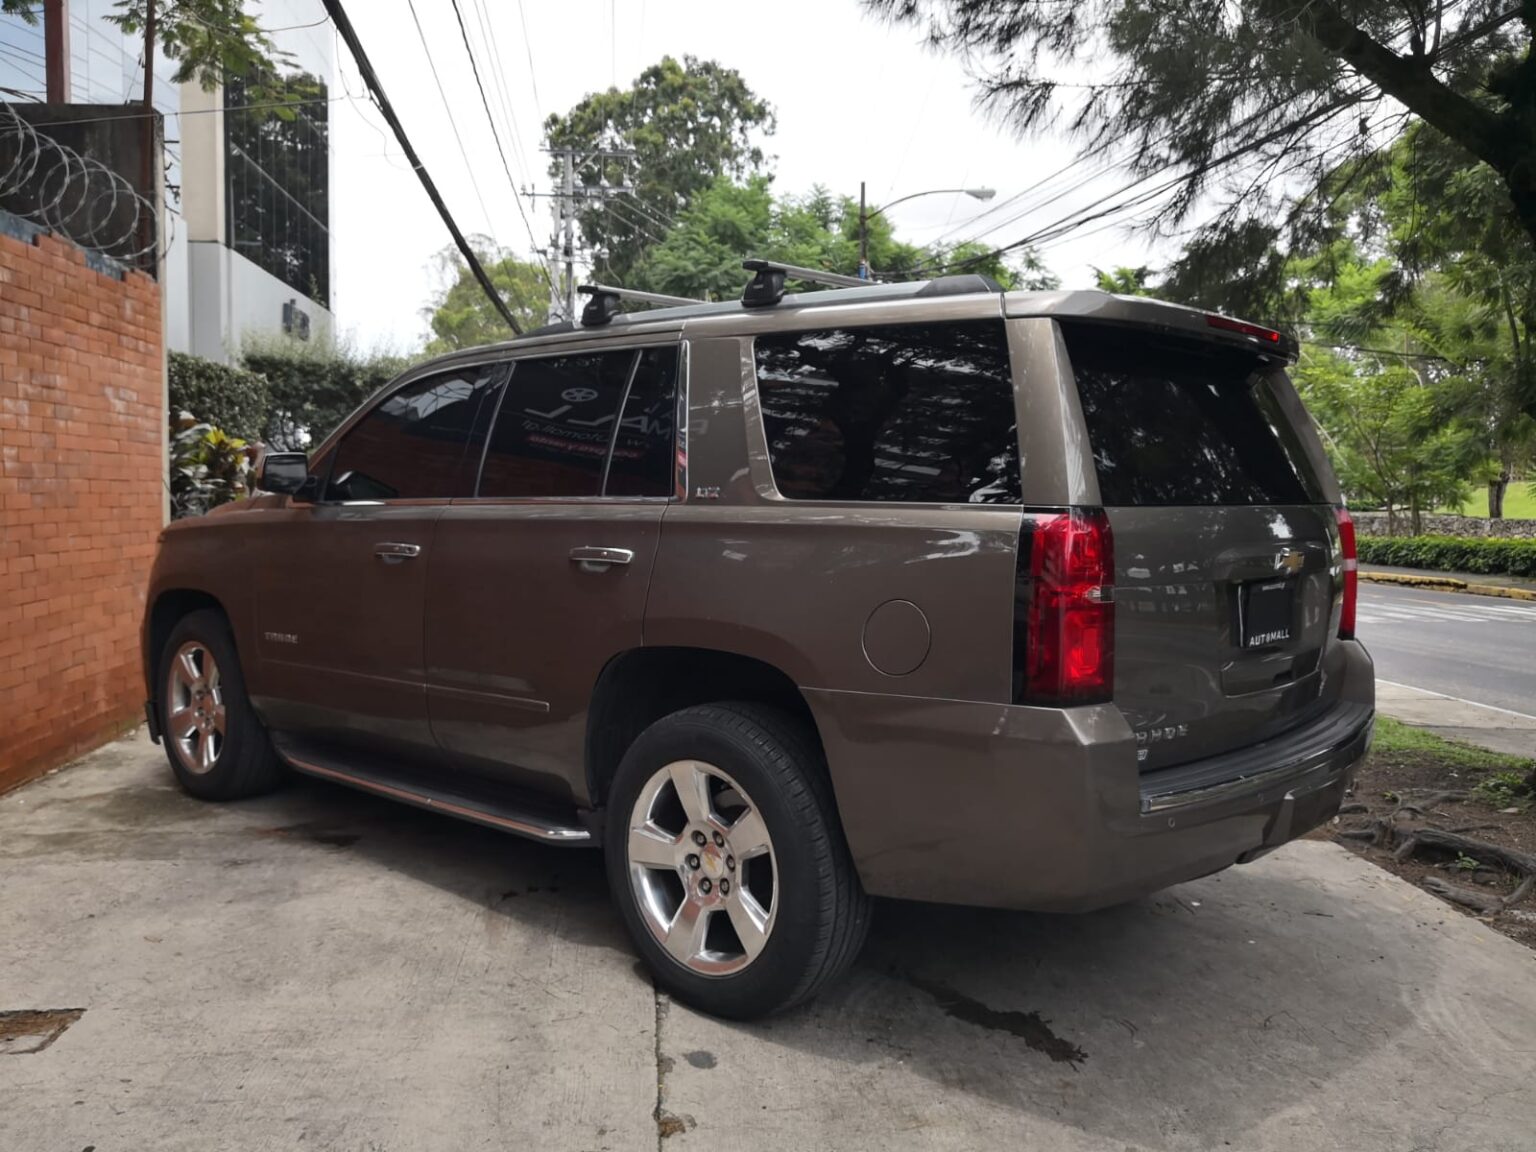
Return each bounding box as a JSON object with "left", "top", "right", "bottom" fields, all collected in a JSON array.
[{"left": 604, "top": 705, "right": 846, "bottom": 1019}]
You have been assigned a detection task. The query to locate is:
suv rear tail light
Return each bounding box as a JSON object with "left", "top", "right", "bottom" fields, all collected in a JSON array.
[
  {"left": 1015, "top": 508, "right": 1115, "bottom": 706},
  {"left": 1336, "top": 506, "right": 1358, "bottom": 639}
]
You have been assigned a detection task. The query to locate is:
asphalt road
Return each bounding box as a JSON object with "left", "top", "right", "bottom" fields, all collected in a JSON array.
[{"left": 1357, "top": 582, "right": 1536, "bottom": 716}]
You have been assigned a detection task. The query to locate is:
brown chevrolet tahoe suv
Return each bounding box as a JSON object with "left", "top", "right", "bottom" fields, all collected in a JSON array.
[{"left": 142, "top": 265, "right": 1374, "bottom": 1019}]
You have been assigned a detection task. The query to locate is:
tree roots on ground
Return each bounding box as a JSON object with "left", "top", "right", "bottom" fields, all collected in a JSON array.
[{"left": 1338, "top": 791, "right": 1535, "bottom": 919}]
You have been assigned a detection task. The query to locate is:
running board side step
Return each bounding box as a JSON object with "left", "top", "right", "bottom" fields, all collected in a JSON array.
[{"left": 282, "top": 750, "right": 594, "bottom": 846}]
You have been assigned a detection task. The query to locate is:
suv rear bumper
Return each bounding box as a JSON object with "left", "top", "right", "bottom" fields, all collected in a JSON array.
[{"left": 806, "top": 640, "right": 1374, "bottom": 913}]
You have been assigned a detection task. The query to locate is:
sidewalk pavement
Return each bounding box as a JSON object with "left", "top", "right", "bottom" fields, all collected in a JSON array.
[
  {"left": 1361, "top": 564, "right": 1536, "bottom": 601},
  {"left": 5, "top": 731, "right": 1536, "bottom": 1151},
  {"left": 1376, "top": 679, "right": 1536, "bottom": 760}
]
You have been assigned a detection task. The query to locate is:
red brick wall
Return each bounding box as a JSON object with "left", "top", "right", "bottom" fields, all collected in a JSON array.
[{"left": 0, "top": 229, "right": 163, "bottom": 793}]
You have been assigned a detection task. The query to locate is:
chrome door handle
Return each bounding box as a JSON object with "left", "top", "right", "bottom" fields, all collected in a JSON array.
[
  {"left": 570, "top": 546, "right": 634, "bottom": 570},
  {"left": 375, "top": 542, "right": 422, "bottom": 563}
]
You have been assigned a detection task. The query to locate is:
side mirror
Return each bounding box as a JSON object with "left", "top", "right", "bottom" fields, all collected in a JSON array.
[{"left": 256, "top": 451, "right": 312, "bottom": 498}]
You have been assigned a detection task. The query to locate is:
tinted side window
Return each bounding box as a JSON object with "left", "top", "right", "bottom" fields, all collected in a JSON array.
[
  {"left": 478, "top": 351, "right": 634, "bottom": 498},
  {"left": 754, "top": 321, "right": 1020, "bottom": 504},
  {"left": 1062, "top": 322, "right": 1326, "bottom": 506},
  {"left": 326, "top": 365, "right": 504, "bottom": 501},
  {"left": 605, "top": 346, "right": 679, "bottom": 498}
]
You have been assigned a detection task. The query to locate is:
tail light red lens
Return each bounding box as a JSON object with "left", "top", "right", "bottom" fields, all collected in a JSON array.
[
  {"left": 1336, "top": 506, "right": 1358, "bottom": 639},
  {"left": 1016, "top": 508, "right": 1115, "bottom": 705}
]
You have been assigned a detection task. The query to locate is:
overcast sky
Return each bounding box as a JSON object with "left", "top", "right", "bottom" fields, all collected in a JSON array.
[{"left": 325, "top": 0, "right": 1169, "bottom": 352}]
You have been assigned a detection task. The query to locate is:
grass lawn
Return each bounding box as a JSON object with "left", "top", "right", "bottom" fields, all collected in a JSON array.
[
  {"left": 1371, "top": 715, "right": 1535, "bottom": 775},
  {"left": 1438, "top": 485, "right": 1536, "bottom": 519}
]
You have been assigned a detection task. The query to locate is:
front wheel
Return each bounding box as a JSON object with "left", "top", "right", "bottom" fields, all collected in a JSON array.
[
  {"left": 157, "top": 609, "right": 283, "bottom": 801},
  {"left": 605, "top": 703, "right": 870, "bottom": 1019}
]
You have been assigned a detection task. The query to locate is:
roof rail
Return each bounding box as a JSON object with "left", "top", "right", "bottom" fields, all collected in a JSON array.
[
  {"left": 741, "top": 259, "right": 868, "bottom": 308},
  {"left": 577, "top": 283, "right": 699, "bottom": 327}
]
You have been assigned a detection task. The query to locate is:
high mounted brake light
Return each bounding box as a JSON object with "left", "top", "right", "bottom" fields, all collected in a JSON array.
[
  {"left": 1205, "top": 313, "right": 1282, "bottom": 344},
  {"left": 1015, "top": 509, "right": 1115, "bottom": 706}
]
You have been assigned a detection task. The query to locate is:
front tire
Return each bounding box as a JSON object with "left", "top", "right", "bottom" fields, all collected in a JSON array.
[
  {"left": 157, "top": 609, "right": 282, "bottom": 801},
  {"left": 605, "top": 703, "right": 870, "bottom": 1019}
]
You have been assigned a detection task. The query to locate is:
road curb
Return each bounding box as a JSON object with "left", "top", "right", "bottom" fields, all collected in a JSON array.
[{"left": 1360, "top": 571, "right": 1536, "bottom": 602}]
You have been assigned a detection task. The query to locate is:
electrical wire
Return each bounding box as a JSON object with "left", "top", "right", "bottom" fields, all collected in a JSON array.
[
  {"left": 470, "top": 0, "right": 533, "bottom": 182},
  {"left": 404, "top": 0, "right": 498, "bottom": 243},
  {"left": 322, "top": 0, "right": 521, "bottom": 333},
  {"left": 912, "top": 85, "right": 1377, "bottom": 279},
  {"left": 447, "top": 0, "right": 549, "bottom": 287},
  {"left": 514, "top": 0, "right": 543, "bottom": 122}
]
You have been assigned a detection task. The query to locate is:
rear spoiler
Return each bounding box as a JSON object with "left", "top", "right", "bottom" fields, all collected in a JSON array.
[{"left": 1005, "top": 290, "right": 1299, "bottom": 364}]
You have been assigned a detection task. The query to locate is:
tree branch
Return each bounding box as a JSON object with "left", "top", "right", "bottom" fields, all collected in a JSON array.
[{"left": 1294, "top": 2, "right": 1500, "bottom": 159}]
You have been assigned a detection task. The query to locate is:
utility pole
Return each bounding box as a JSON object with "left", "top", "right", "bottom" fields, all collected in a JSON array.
[
  {"left": 43, "top": 0, "right": 69, "bottom": 103},
  {"left": 534, "top": 142, "right": 635, "bottom": 323},
  {"left": 858, "top": 180, "right": 868, "bottom": 280},
  {"left": 560, "top": 147, "right": 577, "bottom": 322}
]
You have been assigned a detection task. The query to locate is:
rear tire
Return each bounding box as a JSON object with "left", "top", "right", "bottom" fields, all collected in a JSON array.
[
  {"left": 157, "top": 609, "right": 283, "bottom": 801},
  {"left": 604, "top": 702, "right": 870, "bottom": 1019}
]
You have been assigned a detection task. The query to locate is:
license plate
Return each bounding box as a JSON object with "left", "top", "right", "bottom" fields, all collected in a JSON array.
[{"left": 1241, "top": 579, "right": 1295, "bottom": 648}]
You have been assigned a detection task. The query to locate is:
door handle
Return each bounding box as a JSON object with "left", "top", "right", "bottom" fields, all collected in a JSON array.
[
  {"left": 570, "top": 546, "right": 634, "bottom": 571},
  {"left": 375, "top": 542, "right": 422, "bottom": 563}
]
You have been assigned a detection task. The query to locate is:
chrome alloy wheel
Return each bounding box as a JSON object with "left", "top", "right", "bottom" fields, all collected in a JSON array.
[
  {"left": 165, "top": 641, "right": 225, "bottom": 775},
  {"left": 626, "top": 760, "right": 778, "bottom": 977}
]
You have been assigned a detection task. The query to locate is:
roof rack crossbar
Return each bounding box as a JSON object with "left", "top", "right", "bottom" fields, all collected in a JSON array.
[
  {"left": 741, "top": 258, "right": 868, "bottom": 308},
  {"left": 577, "top": 282, "right": 700, "bottom": 327}
]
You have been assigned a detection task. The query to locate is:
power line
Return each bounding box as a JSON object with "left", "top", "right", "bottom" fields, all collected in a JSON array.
[
  {"left": 404, "top": 0, "right": 497, "bottom": 241},
  {"left": 320, "top": 0, "right": 521, "bottom": 334},
  {"left": 447, "top": 0, "right": 548, "bottom": 287},
  {"left": 470, "top": 0, "right": 532, "bottom": 182},
  {"left": 915, "top": 87, "right": 1375, "bottom": 279},
  {"left": 514, "top": 0, "right": 543, "bottom": 121},
  {"left": 1301, "top": 340, "right": 1477, "bottom": 364},
  {"left": 605, "top": 197, "right": 667, "bottom": 245}
]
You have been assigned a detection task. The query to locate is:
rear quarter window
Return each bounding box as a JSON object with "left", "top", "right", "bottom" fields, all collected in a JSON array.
[
  {"left": 1062, "top": 321, "right": 1326, "bottom": 506},
  {"left": 754, "top": 320, "right": 1020, "bottom": 504}
]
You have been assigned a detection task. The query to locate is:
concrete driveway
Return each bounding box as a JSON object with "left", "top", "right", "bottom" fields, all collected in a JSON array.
[{"left": 3, "top": 732, "right": 1535, "bottom": 1152}]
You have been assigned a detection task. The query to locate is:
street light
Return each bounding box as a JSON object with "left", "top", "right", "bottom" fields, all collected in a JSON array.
[{"left": 858, "top": 184, "right": 997, "bottom": 279}]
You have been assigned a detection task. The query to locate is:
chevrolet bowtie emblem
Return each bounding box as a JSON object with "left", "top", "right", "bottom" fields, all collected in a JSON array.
[{"left": 1276, "top": 549, "right": 1305, "bottom": 574}]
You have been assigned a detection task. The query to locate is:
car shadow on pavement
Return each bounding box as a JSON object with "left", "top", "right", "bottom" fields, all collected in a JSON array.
[
  {"left": 663, "top": 873, "right": 1442, "bottom": 1146},
  {"left": 262, "top": 771, "right": 631, "bottom": 954}
]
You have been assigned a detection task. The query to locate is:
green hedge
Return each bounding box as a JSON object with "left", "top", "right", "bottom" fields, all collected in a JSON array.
[
  {"left": 243, "top": 344, "right": 410, "bottom": 451},
  {"left": 1357, "top": 535, "right": 1536, "bottom": 577},
  {"left": 168, "top": 352, "right": 270, "bottom": 441}
]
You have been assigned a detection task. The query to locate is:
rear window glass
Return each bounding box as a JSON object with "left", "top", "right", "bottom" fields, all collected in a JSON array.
[
  {"left": 1062, "top": 321, "right": 1326, "bottom": 506},
  {"left": 754, "top": 321, "right": 1020, "bottom": 504}
]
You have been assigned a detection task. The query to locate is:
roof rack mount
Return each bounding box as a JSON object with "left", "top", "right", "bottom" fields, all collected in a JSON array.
[
  {"left": 741, "top": 259, "right": 867, "bottom": 308},
  {"left": 577, "top": 283, "right": 699, "bottom": 327}
]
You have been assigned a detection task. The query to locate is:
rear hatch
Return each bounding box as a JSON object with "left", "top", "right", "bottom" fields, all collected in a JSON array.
[{"left": 1059, "top": 319, "right": 1343, "bottom": 771}]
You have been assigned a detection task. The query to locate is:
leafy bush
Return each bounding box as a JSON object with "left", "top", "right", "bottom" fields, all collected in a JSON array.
[
  {"left": 1357, "top": 535, "right": 1536, "bottom": 577},
  {"left": 168, "top": 352, "right": 270, "bottom": 441},
  {"left": 169, "top": 415, "right": 254, "bottom": 519},
  {"left": 241, "top": 340, "right": 414, "bottom": 451},
  {"left": 1475, "top": 770, "right": 1533, "bottom": 809}
]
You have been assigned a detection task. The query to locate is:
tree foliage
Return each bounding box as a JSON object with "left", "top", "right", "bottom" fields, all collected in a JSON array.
[
  {"left": 871, "top": 1, "right": 1536, "bottom": 279},
  {"left": 422, "top": 239, "right": 548, "bottom": 353},
  {"left": 633, "top": 176, "right": 1057, "bottom": 301},
  {"left": 543, "top": 56, "right": 775, "bottom": 285}
]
